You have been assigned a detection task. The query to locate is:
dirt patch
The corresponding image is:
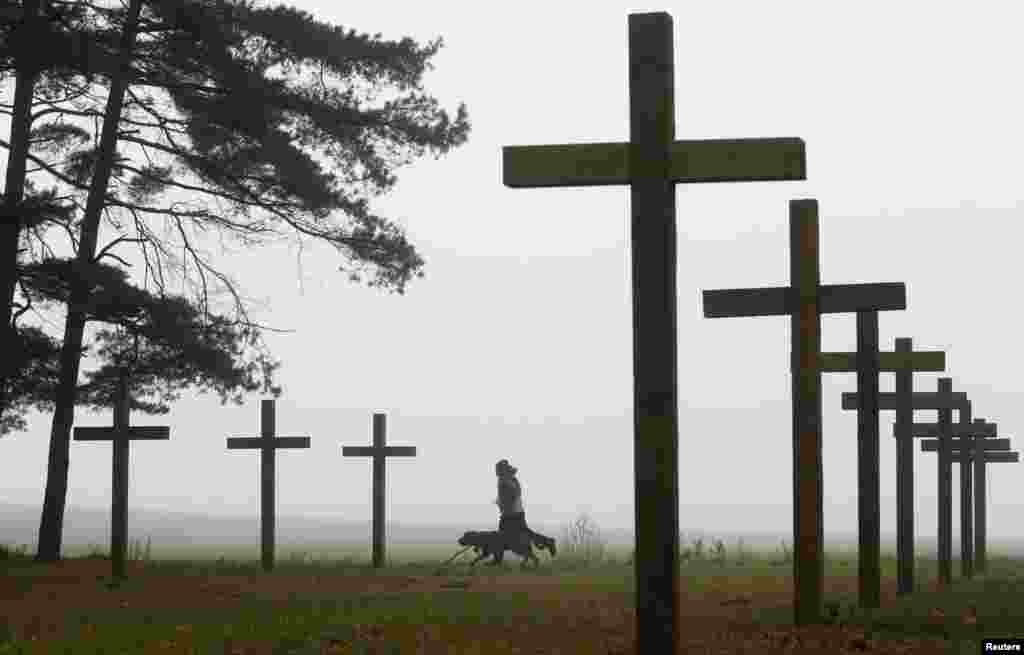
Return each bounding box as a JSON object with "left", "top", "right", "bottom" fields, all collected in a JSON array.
[{"left": 0, "top": 560, "right": 960, "bottom": 653}]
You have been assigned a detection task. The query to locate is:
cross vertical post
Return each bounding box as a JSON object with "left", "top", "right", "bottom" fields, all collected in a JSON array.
[
  {"left": 628, "top": 13, "right": 678, "bottom": 647},
  {"left": 936, "top": 378, "right": 954, "bottom": 587},
  {"left": 938, "top": 392, "right": 971, "bottom": 586},
  {"left": 111, "top": 368, "right": 130, "bottom": 579},
  {"left": 975, "top": 420, "right": 989, "bottom": 573},
  {"left": 854, "top": 311, "right": 880, "bottom": 609},
  {"left": 704, "top": 200, "right": 906, "bottom": 625},
  {"left": 342, "top": 413, "right": 417, "bottom": 568},
  {"left": 73, "top": 367, "right": 170, "bottom": 580},
  {"left": 895, "top": 338, "right": 920, "bottom": 594},
  {"left": 502, "top": 11, "right": 805, "bottom": 650},
  {"left": 226, "top": 399, "right": 311, "bottom": 572},
  {"left": 372, "top": 413, "right": 385, "bottom": 567},
  {"left": 262, "top": 400, "right": 275, "bottom": 571},
  {"left": 973, "top": 419, "right": 1000, "bottom": 575},
  {"left": 792, "top": 202, "right": 824, "bottom": 626},
  {"left": 976, "top": 425, "right": 987, "bottom": 573},
  {"left": 960, "top": 419, "right": 975, "bottom": 580}
]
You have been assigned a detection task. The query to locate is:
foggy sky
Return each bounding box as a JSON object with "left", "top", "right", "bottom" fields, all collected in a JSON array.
[{"left": 3, "top": 0, "right": 1023, "bottom": 549}]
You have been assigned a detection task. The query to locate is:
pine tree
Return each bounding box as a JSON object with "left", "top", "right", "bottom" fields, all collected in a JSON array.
[
  {"left": 0, "top": 0, "right": 471, "bottom": 562},
  {"left": 0, "top": 0, "right": 123, "bottom": 426}
]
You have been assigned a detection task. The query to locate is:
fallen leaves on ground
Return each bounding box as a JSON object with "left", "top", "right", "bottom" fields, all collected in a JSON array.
[{"left": 0, "top": 561, "right": 983, "bottom": 654}]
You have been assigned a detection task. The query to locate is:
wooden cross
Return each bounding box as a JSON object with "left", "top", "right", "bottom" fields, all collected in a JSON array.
[
  {"left": 502, "top": 12, "right": 805, "bottom": 650},
  {"left": 703, "top": 199, "right": 906, "bottom": 625},
  {"left": 936, "top": 379, "right": 959, "bottom": 587},
  {"left": 828, "top": 337, "right": 946, "bottom": 596},
  {"left": 921, "top": 417, "right": 1017, "bottom": 576},
  {"left": 966, "top": 419, "right": 1018, "bottom": 574},
  {"left": 820, "top": 340, "right": 944, "bottom": 608},
  {"left": 341, "top": 413, "right": 417, "bottom": 568},
  {"left": 835, "top": 339, "right": 976, "bottom": 596},
  {"left": 73, "top": 367, "right": 170, "bottom": 580},
  {"left": 963, "top": 445, "right": 1018, "bottom": 575},
  {"left": 842, "top": 377, "right": 968, "bottom": 587},
  {"left": 921, "top": 443, "right": 1019, "bottom": 579},
  {"left": 226, "top": 399, "right": 310, "bottom": 572},
  {"left": 921, "top": 420, "right": 1008, "bottom": 580}
]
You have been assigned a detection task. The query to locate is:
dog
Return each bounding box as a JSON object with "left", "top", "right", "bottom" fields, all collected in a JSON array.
[
  {"left": 528, "top": 530, "right": 557, "bottom": 558},
  {"left": 458, "top": 530, "right": 550, "bottom": 569}
]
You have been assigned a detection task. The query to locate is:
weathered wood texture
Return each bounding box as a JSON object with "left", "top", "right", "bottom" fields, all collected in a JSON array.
[{"left": 502, "top": 10, "right": 806, "bottom": 650}]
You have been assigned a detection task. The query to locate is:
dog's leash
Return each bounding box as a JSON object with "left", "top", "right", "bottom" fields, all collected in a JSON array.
[{"left": 433, "top": 545, "right": 473, "bottom": 576}]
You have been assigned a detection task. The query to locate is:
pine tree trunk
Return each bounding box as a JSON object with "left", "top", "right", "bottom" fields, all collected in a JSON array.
[
  {"left": 36, "top": 0, "right": 143, "bottom": 562},
  {"left": 0, "top": 0, "right": 44, "bottom": 428}
]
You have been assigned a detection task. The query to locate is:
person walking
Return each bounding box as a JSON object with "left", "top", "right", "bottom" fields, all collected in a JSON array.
[{"left": 495, "top": 459, "right": 556, "bottom": 556}]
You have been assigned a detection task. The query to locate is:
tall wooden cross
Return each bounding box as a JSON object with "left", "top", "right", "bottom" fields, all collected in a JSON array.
[
  {"left": 502, "top": 12, "right": 805, "bottom": 651},
  {"left": 893, "top": 337, "right": 943, "bottom": 595},
  {"left": 73, "top": 367, "right": 170, "bottom": 580},
  {"left": 958, "top": 422, "right": 1018, "bottom": 575},
  {"left": 921, "top": 422, "right": 1008, "bottom": 580},
  {"left": 836, "top": 362, "right": 976, "bottom": 595},
  {"left": 842, "top": 377, "right": 968, "bottom": 587},
  {"left": 341, "top": 412, "right": 417, "bottom": 568},
  {"left": 922, "top": 448, "right": 1019, "bottom": 577},
  {"left": 819, "top": 339, "right": 944, "bottom": 608},
  {"left": 703, "top": 199, "right": 906, "bottom": 625},
  {"left": 960, "top": 447, "right": 1019, "bottom": 573},
  {"left": 226, "top": 399, "right": 310, "bottom": 572},
  {"left": 919, "top": 417, "right": 1016, "bottom": 576},
  {"left": 935, "top": 379, "right": 959, "bottom": 587}
]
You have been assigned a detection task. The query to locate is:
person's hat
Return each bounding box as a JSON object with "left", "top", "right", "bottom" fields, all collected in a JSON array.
[{"left": 496, "top": 459, "right": 517, "bottom": 475}]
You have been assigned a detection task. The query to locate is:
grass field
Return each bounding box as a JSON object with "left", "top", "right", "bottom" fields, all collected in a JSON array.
[{"left": 1, "top": 520, "right": 1022, "bottom": 654}]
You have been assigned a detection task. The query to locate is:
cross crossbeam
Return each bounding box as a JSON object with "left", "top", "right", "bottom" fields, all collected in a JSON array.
[
  {"left": 501, "top": 11, "right": 806, "bottom": 651},
  {"left": 920, "top": 438, "right": 1010, "bottom": 452},
  {"left": 503, "top": 137, "right": 805, "bottom": 187},
  {"left": 74, "top": 425, "right": 169, "bottom": 440},
  {"left": 704, "top": 284, "right": 904, "bottom": 317},
  {"left": 952, "top": 450, "right": 1019, "bottom": 463},
  {"left": 818, "top": 351, "right": 944, "bottom": 372},
  {"left": 73, "top": 367, "right": 170, "bottom": 580},
  {"left": 893, "top": 422, "right": 998, "bottom": 438},
  {"left": 841, "top": 391, "right": 968, "bottom": 410}
]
